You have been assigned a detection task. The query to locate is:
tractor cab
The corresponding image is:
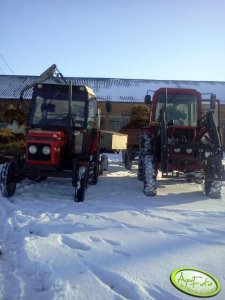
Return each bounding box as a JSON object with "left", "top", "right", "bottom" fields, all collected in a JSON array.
[
  {"left": 28, "top": 83, "right": 98, "bottom": 131},
  {"left": 25, "top": 81, "right": 101, "bottom": 167},
  {"left": 0, "top": 81, "right": 102, "bottom": 202},
  {"left": 151, "top": 88, "right": 201, "bottom": 127},
  {"left": 139, "top": 87, "right": 224, "bottom": 199}
]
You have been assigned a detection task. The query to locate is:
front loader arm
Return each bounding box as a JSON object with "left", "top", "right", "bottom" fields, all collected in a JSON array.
[
  {"left": 205, "top": 111, "right": 222, "bottom": 150},
  {"left": 200, "top": 111, "right": 224, "bottom": 181},
  {"left": 159, "top": 109, "right": 168, "bottom": 172},
  {"left": 18, "top": 64, "right": 67, "bottom": 111}
]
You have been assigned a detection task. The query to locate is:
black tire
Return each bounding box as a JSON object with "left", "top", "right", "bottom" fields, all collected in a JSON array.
[
  {"left": 139, "top": 128, "right": 153, "bottom": 183},
  {"left": 74, "top": 177, "right": 86, "bottom": 202},
  {"left": 186, "top": 174, "right": 193, "bottom": 182},
  {"left": 204, "top": 180, "right": 221, "bottom": 199},
  {"left": 89, "top": 159, "right": 99, "bottom": 185},
  {"left": 143, "top": 154, "right": 157, "bottom": 197},
  {"left": 74, "top": 166, "right": 87, "bottom": 202},
  {"left": 139, "top": 129, "right": 151, "bottom": 156},
  {"left": 138, "top": 129, "right": 149, "bottom": 181},
  {"left": 0, "top": 162, "right": 17, "bottom": 197},
  {"left": 124, "top": 151, "right": 132, "bottom": 170},
  {"left": 204, "top": 156, "right": 222, "bottom": 199},
  {"left": 100, "top": 154, "right": 108, "bottom": 172},
  {"left": 92, "top": 163, "right": 99, "bottom": 185},
  {"left": 137, "top": 153, "right": 144, "bottom": 181}
]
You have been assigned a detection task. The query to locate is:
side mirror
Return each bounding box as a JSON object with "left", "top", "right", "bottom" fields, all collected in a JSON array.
[
  {"left": 210, "top": 94, "right": 216, "bottom": 110},
  {"left": 144, "top": 94, "right": 152, "bottom": 104}
]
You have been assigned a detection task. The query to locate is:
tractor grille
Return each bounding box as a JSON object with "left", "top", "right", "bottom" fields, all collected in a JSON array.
[{"left": 27, "top": 143, "right": 51, "bottom": 161}]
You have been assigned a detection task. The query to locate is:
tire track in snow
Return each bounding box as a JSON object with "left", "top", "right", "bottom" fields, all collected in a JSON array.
[
  {"left": 0, "top": 200, "right": 54, "bottom": 299},
  {"left": 60, "top": 235, "right": 91, "bottom": 251},
  {"left": 0, "top": 200, "right": 24, "bottom": 299},
  {"left": 85, "top": 263, "right": 152, "bottom": 300},
  {"left": 0, "top": 155, "right": 224, "bottom": 299}
]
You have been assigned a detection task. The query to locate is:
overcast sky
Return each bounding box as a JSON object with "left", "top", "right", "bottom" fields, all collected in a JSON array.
[{"left": 1, "top": 0, "right": 225, "bottom": 81}]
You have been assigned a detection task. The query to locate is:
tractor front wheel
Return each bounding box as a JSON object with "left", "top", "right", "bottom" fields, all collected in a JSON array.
[
  {"left": 204, "top": 156, "right": 222, "bottom": 199},
  {"left": 0, "top": 162, "right": 17, "bottom": 197},
  {"left": 138, "top": 152, "right": 144, "bottom": 181},
  {"left": 124, "top": 151, "right": 132, "bottom": 170},
  {"left": 74, "top": 166, "right": 87, "bottom": 202},
  {"left": 75, "top": 177, "right": 86, "bottom": 202},
  {"left": 204, "top": 180, "right": 221, "bottom": 199},
  {"left": 143, "top": 154, "right": 157, "bottom": 197}
]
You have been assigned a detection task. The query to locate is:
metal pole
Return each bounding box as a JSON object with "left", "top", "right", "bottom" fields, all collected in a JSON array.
[
  {"left": 68, "top": 81, "right": 73, "bottom": 150},
  {"left": 69, "top": 80, "right": 72, "bottom": 124}
]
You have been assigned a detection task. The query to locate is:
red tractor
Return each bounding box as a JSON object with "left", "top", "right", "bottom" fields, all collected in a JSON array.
[
  {"left": 139, "top": 88, "right": 224, "bottom": 199},
  {"left": 0, "top": 81, "right": 102, "bottom": 202}
]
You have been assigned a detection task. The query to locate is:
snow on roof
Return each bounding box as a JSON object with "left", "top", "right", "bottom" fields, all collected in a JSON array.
[{"left": 0, "top": 75, "right": 225, "bottom": 103}]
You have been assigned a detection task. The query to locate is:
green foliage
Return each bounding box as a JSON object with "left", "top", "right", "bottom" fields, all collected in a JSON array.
[
  {"left": 0, "top": 129, "right": 25, "bottom": 154},
  {"left": 3, "top": 105, "right": 27, "bottom": 125},
  {"left": 123, "top": 105, "right": 149, "bottom": 129}
]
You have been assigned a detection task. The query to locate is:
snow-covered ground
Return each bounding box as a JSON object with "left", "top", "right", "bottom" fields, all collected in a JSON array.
[{"left": 0, "top": 154, "right": 225, "bottom": 300}]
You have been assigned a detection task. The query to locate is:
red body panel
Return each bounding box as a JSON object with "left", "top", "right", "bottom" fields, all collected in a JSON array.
[
  {"left": 25, "top": 130, "right": 66, "bottom": 165},
  {"left": 90, "top": 131, "right": 100, "bottom": 154}
]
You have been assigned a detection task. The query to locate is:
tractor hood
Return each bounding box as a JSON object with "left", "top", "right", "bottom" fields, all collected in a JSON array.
[{"left": 26, "top": 130, "right": 66, "bottom": 141}]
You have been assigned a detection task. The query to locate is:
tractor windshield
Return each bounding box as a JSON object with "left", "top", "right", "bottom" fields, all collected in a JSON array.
[
  {"left": 29, "top": 85, "right": 87, "bottom": 128},
  {"left": 155, "top": 93, "right": 198, "bottom": 126}
]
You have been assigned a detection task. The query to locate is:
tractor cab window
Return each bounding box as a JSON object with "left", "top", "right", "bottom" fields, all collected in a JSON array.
[
  {"left": 155, "top": 93, "right": 198, "bottom": 126},
  {"left": 30, "top": 96, "right": 86, "bottom": 127},
  {"left": 87, "top": 97, "right": 97, "bottom": 129},
  {"left": 71, "top": 101, "right": 86, "bottom": 127},
  {"left": 29, "top": 84, "right": 98, "bottom": 129}
]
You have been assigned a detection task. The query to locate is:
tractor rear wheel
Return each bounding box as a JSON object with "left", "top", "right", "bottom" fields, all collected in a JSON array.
[
  {"left": 124, "top": 151, "right": 132, "bottom": 170},
  {"left": 92, "top": 162, "right": 99, "bottom": 185},
  {"left": 204, "top": 156, "right": 222, "bottom": 199},
  {"left": 204, "top": 180, "right": 221, "bottom": 199},
  {"left": 137, "top": 152, "right": 144, "bottom": 181},
  {"left": 139, "top": 129, "right": 150, "bottom": 181},
  {"left": 143, "top": 154, "right": 157, "bottom": 197},
  {"left": 139, "top": 129, "right": 157, "bottom": 195},
  {"left": 0, "top": 162, "right": 17, "bottom": 197},
  {"left": 99, "top": 154, "right": 108, "bottom": 174}
]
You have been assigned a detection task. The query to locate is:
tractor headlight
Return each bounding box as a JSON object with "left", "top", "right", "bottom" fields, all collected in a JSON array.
[
  {"left": 174, "top": 148, "right": 181, "bottom": 153},
  {"left": 42, "top": 146, "right": 51, "bottom": 155},
  {"left": 205, "top": 151, "right": 211, "bottom": 158},
  {"left": 186, "top": 149, "right": 192, "bottom": 154},
  {"left": 29, "top": 145, "right": 37, "bottom": 154}
]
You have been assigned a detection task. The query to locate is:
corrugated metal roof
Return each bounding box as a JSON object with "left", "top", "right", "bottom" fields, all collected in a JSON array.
[{"left": 0, "top": 75, "right": 225, "bottom": 103}]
